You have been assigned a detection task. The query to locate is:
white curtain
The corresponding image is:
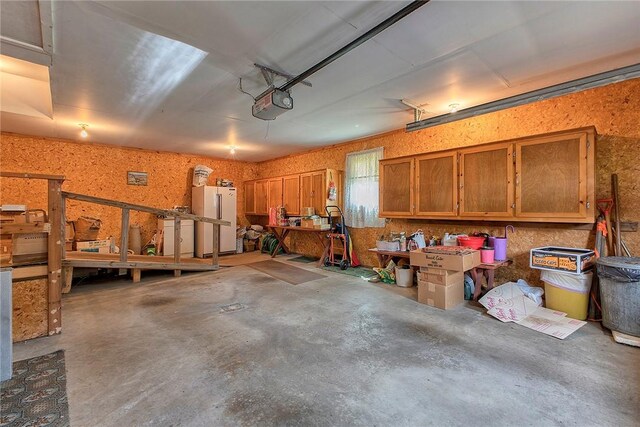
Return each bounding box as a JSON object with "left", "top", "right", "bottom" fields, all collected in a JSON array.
[{"left": 344, "top": 147, "right": 385, "bottom": 228}]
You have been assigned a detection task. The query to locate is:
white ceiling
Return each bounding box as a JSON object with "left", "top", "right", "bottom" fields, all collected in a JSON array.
[{"left": 1, "top": 1, "right": 639, "bottom": 161}]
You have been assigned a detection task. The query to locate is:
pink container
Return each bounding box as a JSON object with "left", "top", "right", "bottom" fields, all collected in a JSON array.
[{"left": 480, "top": 247, "right": 495, "bottom": 264}]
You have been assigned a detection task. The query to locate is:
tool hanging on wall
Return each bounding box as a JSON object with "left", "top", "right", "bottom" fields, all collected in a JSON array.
[
  {"left": 589, "top": 215, "right": 606, "bottom": 321},
  {"left": 596, "top": 198, "right": 614, "bottom": 256},
  {"left": 327, "top": 172, "right": 337, "bottom": 201},
  {"left": 612, "top": 174, "right": 623, "bottom": 256}
]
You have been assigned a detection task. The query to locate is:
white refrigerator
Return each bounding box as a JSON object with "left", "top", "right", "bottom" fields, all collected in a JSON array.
[{"left": 192, "top": 186, "right": 237, "bottom": 256}]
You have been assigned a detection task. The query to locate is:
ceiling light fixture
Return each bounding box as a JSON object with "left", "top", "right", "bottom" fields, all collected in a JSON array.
[
  {"left": 78, "top": 123, "right": 89, "bottom": 138},
  {"left": 229, "top": 146, "right": 236, "bottom": 155},
  {"left": 449, "top": 103, "right": 460, "bottom": 113}
]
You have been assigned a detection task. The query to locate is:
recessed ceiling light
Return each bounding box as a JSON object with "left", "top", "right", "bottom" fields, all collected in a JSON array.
[
  {"left": 449, "top": 103, "right": 460, "bottom": 113},
  {"left": 79, "top": 123, "right": 89, "bottom": 138},
  {"left": 355, "top": 124, "right": 360, "bottom": 128}
]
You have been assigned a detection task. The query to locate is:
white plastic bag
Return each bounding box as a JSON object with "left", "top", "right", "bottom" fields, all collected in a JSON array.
[
  {"left": 516, "top": 279, "right": 544, "bottom": 305},
  {"left": 192, "top": 165, "right": 213, "bottom": 187},
  {"left": 411, "top": 230, "right": 426, "bottom": 249},
  {"left": 540, "top": 270, "right": 593, "bottom": 294}
]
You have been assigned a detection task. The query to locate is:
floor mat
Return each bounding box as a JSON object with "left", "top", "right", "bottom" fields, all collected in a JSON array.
[
  {"left": 321, "top": 265, "right": 378, "bottom": 279},
  {"left": 288, "top": 256, "right": 318, "bottom": 264},
  {"left": 0, "top": 350, "right": 70, "bottom": 426},
  {"left": 247, "top": 260, "right": 325, "bottom": 285}
]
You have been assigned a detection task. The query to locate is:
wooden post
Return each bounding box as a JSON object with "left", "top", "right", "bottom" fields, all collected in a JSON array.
[
  {"left": 211, "top": 223, "right": 220, "bottom": 268},
  {"left": 132, "top": 268, "right": 141, "bottom": 283},
  {"left": 62, "top": 266, "right": 73, "bottom": 294},
  {"left": 120, "top": 208, "right": 130, "bottom": 263},
  {"left": 61, "top": 194, "right": 67, "bottom": 259},
  {"left": 47, "top": 179, "right": 64, "bottom": 335},
  {"left": 174, "top": 216, "right": 181, "bottom": 277}
]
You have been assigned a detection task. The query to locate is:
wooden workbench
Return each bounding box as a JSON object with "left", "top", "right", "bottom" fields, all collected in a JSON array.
[
  {"left": 368, "top": 248, "right": 411, "bottom": 268},
  {"left": 267, "top": 226, "right": 330, "bottom": 267}
]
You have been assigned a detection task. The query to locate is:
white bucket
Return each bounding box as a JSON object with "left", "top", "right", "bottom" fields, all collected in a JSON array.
[{"left": 395, "top": 267, "right": 414, "bottom": 287}]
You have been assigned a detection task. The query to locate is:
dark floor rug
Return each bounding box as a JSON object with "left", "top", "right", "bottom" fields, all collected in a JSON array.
[
  {"left": 288, "top": 256, "right": 318, "bottom": 264},
  {"left": 247, "top": 260, "right": 325, "bottom": 285},
  {"left": 321, "top": 265, "right": 378, "bottom": 279},
  {"left": 0, "top": 350, "right": 69, "bottom": 427}
]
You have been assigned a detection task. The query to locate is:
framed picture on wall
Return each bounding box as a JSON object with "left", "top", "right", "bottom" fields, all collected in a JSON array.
[{"left": 127, "top": 171, "right": 148, "bottom": 186}]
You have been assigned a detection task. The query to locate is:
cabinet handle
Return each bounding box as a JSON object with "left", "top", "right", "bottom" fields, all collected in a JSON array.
[{"left": 515, "top": 173, "right": 520, "bottom": 186}]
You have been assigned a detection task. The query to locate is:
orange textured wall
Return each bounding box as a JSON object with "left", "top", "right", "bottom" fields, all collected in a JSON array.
[
  {"left": 257, "top": 78, "right": 640, "bottom": 284},
  {"left": 0, "top": 134, "right": 258, "bottom": 245}
]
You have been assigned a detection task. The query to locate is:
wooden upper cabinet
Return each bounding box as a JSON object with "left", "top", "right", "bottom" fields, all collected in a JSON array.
[
  {"left": 299, "top": 173, "right": 313, "bottom": 211},
  {"left": 515, "top": 128, "right": 594, "bottom": 222},
  {"left": 254, "top": 179, "right": 269, "bottom": 214},
  {"left": 380, "top": 158, "right": 414, "bottom": 217},
  {"left": 244, "top": 181, "right": 256, "bottom": 214},
  {"left": 311, "top": 171, "right": 326, "bottom": 215},
  {"left": 267, "top": 178, "right": 283, "bottom": 209},
  {"left": 282, "top": 174, "right": 300, "bottom": 215},
  {"left": 459, "top": 143, "right": 514, "bottom": 218},
  {"left": 415, "top": 152, "right": 457, "bottom": 217}
]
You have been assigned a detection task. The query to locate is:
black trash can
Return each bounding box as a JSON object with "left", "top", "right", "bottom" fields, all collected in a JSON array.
[{"left": 596, "top": 257, "right": 640, "bottom": 337}]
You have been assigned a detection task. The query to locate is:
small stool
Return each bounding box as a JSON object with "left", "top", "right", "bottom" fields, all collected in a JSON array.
[{"left": 470, "top": 259, "right": 513, "bottom": 300}]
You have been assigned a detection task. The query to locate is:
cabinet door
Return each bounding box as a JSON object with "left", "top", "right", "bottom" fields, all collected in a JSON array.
[
  {"left": 311, "top": 172, "right": 326, "bottom": 216},
  {"left": 459, "top": 143, "right": 513, "bottom": 218},
  {"left": 254, "top": 180, "right": 269, "bottom": 214},
  {"left": 282, "top": 174, "right": 300, "bottom": 215},
  {"left": 268, "top": 178, "right": 283, "bottom": 209},
  {"left": 300, "top": 173, "right": 313, "bottom": 211},
  {"left": 379, "top": 158, "right": 414, "bottom": 217},
  {"left": 244, "top": 181, "right": 256, "bottom": 214},
  {"left": 415, "top": 153, "right": 457, "bottom": 217},
  {"left": 180, "top": 221, "right": 194, "bottom": 256},
  {"left": 515, "top": 129, "right": 593, "bottom": 222}
]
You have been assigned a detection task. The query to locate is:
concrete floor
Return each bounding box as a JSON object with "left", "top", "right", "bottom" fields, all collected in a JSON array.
[{"left": 13, "top": 253, "right": 640, "bottom": 426}]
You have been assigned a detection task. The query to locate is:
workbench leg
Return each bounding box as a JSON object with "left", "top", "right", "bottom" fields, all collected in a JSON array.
[
  {"left": 485, "top": 269, "right": 495, "bottom": 293},
  {"left": 471, "top": 268, "right": 482, "bottom": 301},
  {"left": 376, "top": 254, "right": 385, "bottom": 268},
  {"left": 271, "top": 229, "right": 290, "bottom": 257},
  {"left": 62, "top": 266, "right": 73, "bottom": 294},
  {"left": 132, "top": 268, "right": 141, "bottom": 283},
  {"left": 174, "top": 270, "right": 181, "bottom": 278},
  {"left": 318, "top": 234, "right": 330, "bottom": 267}
]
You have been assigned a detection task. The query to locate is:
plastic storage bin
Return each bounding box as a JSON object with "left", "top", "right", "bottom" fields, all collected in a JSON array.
[
  {"left": 540, "top": 270, "right": 593, "bottom": 320},
  {"left": 395, "top": 266, "right": 414, "bottom": 288},
  {"left": 596, "top": 257, "right": 640, "bottom": 337}
]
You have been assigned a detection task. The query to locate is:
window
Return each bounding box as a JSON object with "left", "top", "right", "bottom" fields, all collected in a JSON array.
[{"left": 344, "top": 147, "right": 385, "bottom": 228}]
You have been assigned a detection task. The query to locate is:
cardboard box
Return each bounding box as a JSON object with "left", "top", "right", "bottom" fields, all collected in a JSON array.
[
  {"left": 301, "top": 207, "right": 315, "bottom": 216},
  {"left": 410, "top": 248, "right": 480, "bottom": 271},
  {"left": 301, "top": 218, "right": 322, "bottom": 228},
  {"left": 418, "top": 280, "right": 464, "bottom": 310},
  {"left": 0, "top": 235, "right": 12, "bottom": 265},
  {"left": 417, "top": 268, "right": 464, "bottom": 286},
  {"left": 12, "top": 233, "right": 48, "bottom": 264},
  {"left": 530, "top": 247, "right": 595, "bottom": 274},
  {"left": 243, "top": 240, "right": 256, "bottom": 252},
  {"left": 65, "top": 221, "right": 75, "bottom": 242},
  {"left": 74, "top": 239, "right": 113, "bottom": 254}
]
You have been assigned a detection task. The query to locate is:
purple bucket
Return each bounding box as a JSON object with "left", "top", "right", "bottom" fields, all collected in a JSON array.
[
  {"left": 488, "top": 236, "right": 496, "bottom": 248},
  {"left": 494, "top": 237, "right": 507, "bottom": 261}
]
